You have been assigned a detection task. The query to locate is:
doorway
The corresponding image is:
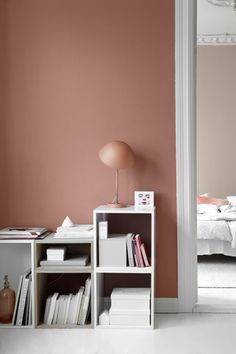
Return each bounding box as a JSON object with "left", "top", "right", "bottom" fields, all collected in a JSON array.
[
  {"left": 176, "top": 0, "right": 236, "bottom": 314},
  {"left": 196, "top": 0, "right": 236, "bottom": 311}
]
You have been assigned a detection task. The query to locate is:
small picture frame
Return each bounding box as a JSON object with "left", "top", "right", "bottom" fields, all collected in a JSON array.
[{"left": 134, "top": 191, "right": 154, "bottom": 208}]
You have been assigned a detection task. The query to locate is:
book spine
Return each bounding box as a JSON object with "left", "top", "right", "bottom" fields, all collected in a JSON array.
[
  {"left": 75, "top": 287, "right": 84, "bottom": 324},
  {"left": 63, "top": 294, "right": 72, "bottom": 324},
  {"left": 79, "top": 296, "right": 90, "bottom": 325},
  {"left": 43, "top": 296, "right": 51, "bottom": 324},
  {"left": 12, "top": 275, "right": 23, "bottom": 325},
  {"left": 134, "top": 244, "right": 140, "bottom": 267},
  {"left": 28, "top": 282, "right": 32, "bottom": 325},
  {"left": 78, "top": 278, "right": 91, "bottom": 325},
  {"left": 16, "top": 278, "right": 29, "bottom": 326},
  {"left": 126, "top": 233, "right": 134, "bottom": 267},
  {"left": 52, "top": 300, "right": 60, "bottom": 325},
  {"left": 135, "top": 234, "right": 144, "bottom": 267},
  {"left": 140, "top": 243, "right": 150, "bottom": 267}
]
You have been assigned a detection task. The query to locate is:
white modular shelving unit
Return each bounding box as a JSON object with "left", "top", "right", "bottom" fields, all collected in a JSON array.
[
  {"left": 0, "top": 206, "right": 156, "bottom": 330},
  {"left": 93, "top": 205, "right": 156, "bottom": 329}
]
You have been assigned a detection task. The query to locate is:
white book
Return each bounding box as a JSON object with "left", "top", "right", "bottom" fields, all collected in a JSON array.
[
  {"left": 67, "top": 295, "right": 77, "bottom": 324},
  {"left": 75, "top": 286, "right": 85, "bottom": 324},
  {"left": 28, "top": 281, "right": 33, "bottom": 325},
  {"left": 56, "top": 224, "right": 93, "bottom": 233},
  {"left": 12, "top": 276, "right": 23, "bottom": 325},
  {"left": 47, "top": 247, "right": 66, "bottom": 255},
  {"left": 47, "top": 292, "right": 59, "bottom": 325},
  {"left": 78, "top": 278, "right": 91, "bottom": 325},
  {"left": 52, "top": 299, "right": 60, "bottom": 325},
  {"left": 12, "top": 275, "right": 23, "bottom": 325},
  {"left": 43, "top": 295, "right": 52, "bottom": 324},
  {"left": 126, "top": 233, "right": 135, "bottom": 267},
  {"left": 63, "top": 293, "right": 73, "bottom": 324},
  {"left": 16, "top": 270, "right": 31, "bottom": 326},
  {"left": 78, "top": 295, "right": 89, "bottom": 326},
  {"left": 0, "top": 227, "right": 47, "bottom": 235},
  {"left": 47, "top": 255, "right": 65, "bottom": 261},
  {"left": 40, "top": 255, "right": 89, "bottom": 267},
  {"left": 57, "top": 295, "right": 67, "bottom": 325},
  {"left": 54, "top": 232, "right": 93, "bottom": 239},
  {"left": 24, "top": 277, "right": 31, "bottom": 325}
]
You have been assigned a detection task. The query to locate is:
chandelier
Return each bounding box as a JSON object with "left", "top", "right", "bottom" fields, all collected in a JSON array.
[{"left": 207, "top": 0, "right": 236, "bottom": 10}]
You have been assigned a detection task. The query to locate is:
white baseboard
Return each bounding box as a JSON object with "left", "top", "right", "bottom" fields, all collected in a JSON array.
[
  {"left": 155, "top": 298, "right": 179, "bottom": 313},
  {"left": 194, "top": 304, "right": 236, "bottom": 313}
]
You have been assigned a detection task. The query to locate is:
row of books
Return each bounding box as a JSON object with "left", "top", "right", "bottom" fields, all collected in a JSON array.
[
  {"left": 126, "top": 234, "right": 150, "bottom": 267},
  {"left": 12, "top": 270, "right": 32, "bottom": 326},
  {"left": 43, "top": 277, "right": 91, "bottom": 326}
]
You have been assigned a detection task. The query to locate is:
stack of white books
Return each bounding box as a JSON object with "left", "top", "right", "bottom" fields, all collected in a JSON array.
[
  {"left": 109, "top": 288, "right": 150, "bottom": 326},
  {"left": 47, "top": 248, "right": 66, "bottom": 261},
  {"left": 53, "top": 217, "right": 93, "bottom": 239},
  {"left": 43, "top": 277, "right": 91, "bottom": 326},
  {"left": 40, "top": 255, "right": 89, "bottom": 267}
]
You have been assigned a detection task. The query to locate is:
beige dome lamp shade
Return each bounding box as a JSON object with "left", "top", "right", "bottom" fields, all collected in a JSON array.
[{"left": 99, "top": 141, "right": 135, "bottom": 208}]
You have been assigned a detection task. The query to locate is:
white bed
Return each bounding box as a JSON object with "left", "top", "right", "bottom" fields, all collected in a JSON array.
[{"left": 197, "top": 204, "right": 236, "bottom": 256}]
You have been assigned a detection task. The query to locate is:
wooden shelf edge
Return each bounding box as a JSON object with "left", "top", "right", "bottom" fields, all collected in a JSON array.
[
  {"left": 36, "top": 323, "right": 93, "bottom": 329},
  {"left": 95, "top": 266, "right": 153, "bottom": 274},
  {"left": 35, "top": 266, "right": 93, "bottom": 273}
]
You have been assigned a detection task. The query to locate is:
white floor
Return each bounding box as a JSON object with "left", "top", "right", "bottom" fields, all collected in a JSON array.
[
  {"left": 198, "top": 255, "right": 236, "bottom": 288},
  {"left": 196, "top": 288, "right": 236, "bottom": 312},
  {"left": 197, "top": 256, "right": 236, "bottom": 311},
  {"left": 1, "top": 314, "right": 236, "bottom": 354}
]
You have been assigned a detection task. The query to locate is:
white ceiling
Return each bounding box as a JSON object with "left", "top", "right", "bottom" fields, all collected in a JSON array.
[{"left": 198, "top": 0, "right": 236, "bottom": 34}]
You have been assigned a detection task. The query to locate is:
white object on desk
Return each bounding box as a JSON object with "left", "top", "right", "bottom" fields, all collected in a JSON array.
[
  {"left": 99, "top": 221, "right": 108, "bottom": 239},
  {"left": 99, "top": 310, "right": 110, "bottom": 325},
  {"left": 111, "top": 288, "right": 150, "bottom": 310},
  {"left": 99, "top": 234, "right": 127, "bottom": 267}
]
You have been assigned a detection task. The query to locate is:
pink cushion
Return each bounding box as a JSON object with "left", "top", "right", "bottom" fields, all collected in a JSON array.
[{"left": 197, "top": 196, "right": 229, "bottom": 206}]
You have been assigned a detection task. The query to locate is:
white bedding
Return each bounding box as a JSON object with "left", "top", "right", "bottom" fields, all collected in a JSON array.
[
  {"left": 197, "top": 239, "right": 236, "bottom": 257},
  {"left": 197, "top": 204, "right": 236, "bottom": 252},
  {"left": 197, "top": 220, "right": 232, "bottom": 243}
]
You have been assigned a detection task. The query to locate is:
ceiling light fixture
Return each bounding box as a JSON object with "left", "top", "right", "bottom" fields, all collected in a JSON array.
[
  {"left": 207, "top": 0, "right": 236, "bottom": 11},
  {"left": 197, "top": 32, "right": 236, "bottom": 44}
]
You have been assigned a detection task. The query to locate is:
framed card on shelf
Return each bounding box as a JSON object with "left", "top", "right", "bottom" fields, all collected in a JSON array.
[{"left": 134, "top": 191, "right": 154, "bottom": 208}]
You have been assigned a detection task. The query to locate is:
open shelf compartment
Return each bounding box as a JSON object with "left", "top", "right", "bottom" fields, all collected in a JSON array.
[
  {"left": 95, "top": 273, "right": 153, "bottom": 329},
  {"left": 35, "top": 241, "right": 93, "bottom": 273},
  {"left": 35, "top": 272, "right": 93, "bottom": 328},
  {"left": 0, "top": 241, "right": 34, "bottom": 328}
]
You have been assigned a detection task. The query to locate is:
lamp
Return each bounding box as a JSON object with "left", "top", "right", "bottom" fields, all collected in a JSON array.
[{"left": 99, "top": 141, "right": 135, "bottom": 208}]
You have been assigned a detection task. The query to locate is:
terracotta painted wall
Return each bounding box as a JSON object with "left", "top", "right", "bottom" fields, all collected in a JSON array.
[{"left": 0, "top": 0, "right": 176, "bottom": 297}]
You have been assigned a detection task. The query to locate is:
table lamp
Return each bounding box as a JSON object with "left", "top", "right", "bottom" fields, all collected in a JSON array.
[{"left": 99, "top": 141, "right": 135, "bottom": 208}]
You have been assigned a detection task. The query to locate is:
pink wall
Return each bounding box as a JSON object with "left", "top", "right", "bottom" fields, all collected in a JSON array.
[{"left": 0, "top": 0, "right": 176, "bottom": 297}]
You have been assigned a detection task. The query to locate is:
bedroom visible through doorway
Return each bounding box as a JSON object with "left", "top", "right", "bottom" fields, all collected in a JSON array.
[{"left": 196, "top": 0, "right": 236, "bottom": 311}]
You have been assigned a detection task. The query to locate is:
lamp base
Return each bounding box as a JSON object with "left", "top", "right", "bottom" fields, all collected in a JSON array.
[{"left": 107, "top": 203, "right": 126, "bottom": 208}]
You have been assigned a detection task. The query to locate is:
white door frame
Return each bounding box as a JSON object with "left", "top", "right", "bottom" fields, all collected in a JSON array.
[{"left": 175, "top": 0, "right": 197, "bottom": 312}]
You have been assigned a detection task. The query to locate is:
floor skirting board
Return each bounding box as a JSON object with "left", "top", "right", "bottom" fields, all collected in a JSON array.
[{"left": 155, "top": 298, "right": 179, "bottom": 313}]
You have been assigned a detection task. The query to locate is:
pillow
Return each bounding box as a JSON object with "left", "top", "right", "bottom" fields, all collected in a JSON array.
[
  {"left": 197, "top": 203, "right": 218, "bottom": 214},
  {"left": 227, "top": 196, "right": 236, "bottom": 205},
  {"left": 197, "top": 196, "right": 229, "bottom": 206}
]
